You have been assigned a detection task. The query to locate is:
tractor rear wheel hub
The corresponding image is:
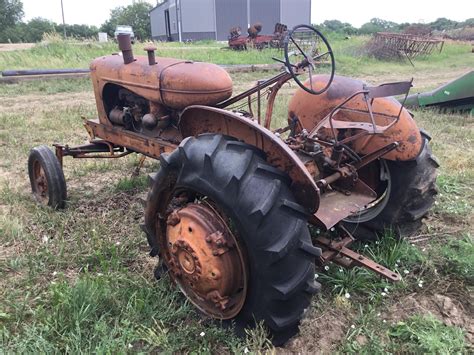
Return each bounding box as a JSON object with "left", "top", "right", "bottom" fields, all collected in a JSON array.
[{"left": 165, "top": 203, "right": 247, "bottom": 319}]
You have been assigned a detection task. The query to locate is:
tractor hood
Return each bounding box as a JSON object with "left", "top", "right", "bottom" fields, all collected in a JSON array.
[{"left": 90, "top": 54, "right": 233, "bottom": 110}]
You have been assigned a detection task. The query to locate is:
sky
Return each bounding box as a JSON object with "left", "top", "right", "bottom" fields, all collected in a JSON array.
[{"left": 22, "top": 0, "right": 474, "bottom": 28}]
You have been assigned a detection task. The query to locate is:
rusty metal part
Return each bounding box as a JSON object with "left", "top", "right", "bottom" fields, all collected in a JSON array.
[
  {"left": 53, "top": 141, "right": 132, "bottom": 164},
  {"left": 31, "top": 160, "right": 48, "bottom": 203},
  {"left": 314, "top": 225, "right": 401, "bottom": 282},
  {"left": 144, "top": 45, "right": 157, "bottom": 65},
  {"left": 228, "top": 22, "right": 286, "bottom": 50},
  {"left": 179, "top": 105, "right": 320, "bottom": 212},
  {"left": 84, "top": 119, "right": 178, "bottom": 158},
  {"left": 132, "top": 155, "right": 147, "bottom": 177},
  {"left": 264, "top": 74, "right": 293, "bottom": 129},
  {"left": 90, "top": 54, "right": 232, "bottom": 121},
  {"left": 164, "top": 203, "right": 247, "bottom": 318},
  {"left": 369, "top": 32, "right": 444, "bottom": 62},
  {"left": 353, "top": 142, "right": 399, "bottom": 170},
  {"left": 310, "top": 80, "right": 413, "bottom": 146},
  {"left": 117, "top": 34, "right": 135, "bottom": 64},
  {"left": 288, "top": 75, "right": 423, "bottom": 161},
  {"left": 217, "top": 71, "right": 290, "bottom": 109},
  {"left": 311, "top": 179, "right": 376, "bottom": 230}
]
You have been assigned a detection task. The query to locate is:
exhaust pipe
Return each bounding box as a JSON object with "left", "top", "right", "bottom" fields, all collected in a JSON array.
[{"left": 117, "top": 34, "right": 135, "bottom": 64}]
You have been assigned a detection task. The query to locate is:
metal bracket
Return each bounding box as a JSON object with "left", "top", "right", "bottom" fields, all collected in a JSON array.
[{"left": 314, "top": 224, "right": 401, "bottom": 282}]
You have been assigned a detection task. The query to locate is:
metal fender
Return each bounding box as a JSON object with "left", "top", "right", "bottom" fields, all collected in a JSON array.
[
  {"left": 179, "top": 105, "right": 320, "bottom": 213},
  {"left": 288, "top": 75, "right": 423, "bottom": 161}
]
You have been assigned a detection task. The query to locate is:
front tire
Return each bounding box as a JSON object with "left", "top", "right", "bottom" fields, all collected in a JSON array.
[
  {"left": 144, "top": 134, "right": 321, "bottom": 345},
  {"left": 28, "top": 145, "right": 67, "bottom": 209}
]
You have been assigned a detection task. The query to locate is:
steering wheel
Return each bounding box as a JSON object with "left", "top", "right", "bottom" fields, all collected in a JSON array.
[{"left": 284, "top": 24, "right": 335, "bottom": 95}]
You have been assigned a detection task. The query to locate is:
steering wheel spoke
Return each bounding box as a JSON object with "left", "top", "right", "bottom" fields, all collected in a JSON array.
[{"left": 284, "top": 24, "right": 335, "bottom": 95}]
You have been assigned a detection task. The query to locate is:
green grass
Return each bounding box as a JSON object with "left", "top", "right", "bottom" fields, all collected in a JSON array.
[
  {"left": 317, "top": 233, "right": 426, "bottom": 301},
  {"left": 0, "top": 37, "right": 473, "bottom": 352},
  {"left": 0, "top": 273, "right": 244, "bottom": 353},
  {"left": 389, "top": 315, "right": 467, "bottom": 353},
  {"left": 342, "top": 310, "right": 468, "bottom": 354}
]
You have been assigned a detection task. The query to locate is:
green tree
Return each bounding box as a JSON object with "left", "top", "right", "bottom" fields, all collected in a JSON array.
[
  {"left": 100, "top": 1, "right": 152, "bottom": 40},
  {"left": 23, "top": 17, "right": 56, "bottom": 42},
  {"left": 429, "top": 17, "right": 458, "bottom": 31},
  {"left": 0, "top": 0, "right": 24, "bottom": 42},
  {"left": 359, "top": 18, "right": 398, "bottom": 35}
]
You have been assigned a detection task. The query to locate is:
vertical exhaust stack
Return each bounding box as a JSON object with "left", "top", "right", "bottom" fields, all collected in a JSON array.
[
  {"left": 117, "top": 33, "right": 135, "bottom": 64},
  {"left": 144, "top": 45, "right": 157, "bottom": 65}
]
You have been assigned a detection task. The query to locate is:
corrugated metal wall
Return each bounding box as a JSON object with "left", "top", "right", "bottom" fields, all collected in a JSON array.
[
  {"left": 215, "top": 0, "right": 248, "bottom": 41},
  {"left": 150, "top": 0, "right": 312, "bottom": 41},
  {"left": 250, "top": 0, "right": 279, "bottom": 35},
  {"left": 181, "top": 0, "right": 216, "bottom": 40},
  {"left": 280, "top": 0, "right": 311, "bottom": 28}
]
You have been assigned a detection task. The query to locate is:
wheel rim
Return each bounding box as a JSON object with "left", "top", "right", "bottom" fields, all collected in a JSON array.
[
  {"left": 32, "top": 160, "right": 48, "bottom": 203},
  {"left": 162, "top": 199, "right": 248, "bottom": 319},
  {"left": 344, "top": 160, "right": 391, "bottom": 223}
]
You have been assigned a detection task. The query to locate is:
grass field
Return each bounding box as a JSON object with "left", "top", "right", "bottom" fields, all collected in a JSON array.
[{"left": 0, "top": 37, "right": 473, "bottom": 353}]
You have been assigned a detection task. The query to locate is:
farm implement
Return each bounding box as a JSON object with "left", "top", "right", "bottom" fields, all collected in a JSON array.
[{"left": 28, "top": 25, "right": 438, "bottom": 344}]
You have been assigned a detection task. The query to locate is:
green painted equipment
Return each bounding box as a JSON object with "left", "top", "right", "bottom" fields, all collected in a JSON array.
[{"left": 403, "top": 71, "right": 474, "bottom": 114}]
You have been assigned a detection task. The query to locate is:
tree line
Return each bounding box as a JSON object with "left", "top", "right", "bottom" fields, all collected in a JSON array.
[
  {"left": 0, "top": 0, "right": 152, "bottom": 43},
  {"left": 316, "top": 17, "right": 474, "bottom": 36}
]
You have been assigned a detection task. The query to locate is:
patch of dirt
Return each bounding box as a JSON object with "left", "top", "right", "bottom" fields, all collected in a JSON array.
[
  {"left": 386, "top": 293, "right": 474, "bottom": 345},
  {"left": 0, "top": 43, "right": 35, "bottom": 51},
  {"left": 281, "top": 301, "right": 354, "bottom": 354}
]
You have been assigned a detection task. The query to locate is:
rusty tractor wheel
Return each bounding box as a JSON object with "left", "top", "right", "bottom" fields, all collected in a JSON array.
[
  {"left": 144, "top": 134, "right": 321, "bottom": 345},
  {"left": 28, "top": 145, "right": 67, "bottom": 209},
  {"left": 343, "top": 132, "right": 439, "bottom": 239}
]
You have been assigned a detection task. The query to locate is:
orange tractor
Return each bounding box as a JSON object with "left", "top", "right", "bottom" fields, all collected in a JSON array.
[{"left": 28, "top": 25, "right": 438, "bottom": 344}]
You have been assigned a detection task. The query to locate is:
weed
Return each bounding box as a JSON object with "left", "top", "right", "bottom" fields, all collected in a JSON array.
[
  {"left": 388, "top": 314, "right": 467, "bottom": 353},
  {"left": 317, "top": 233, "right": 425, "bottom": 300},
  {"left": 114, "top": 175, "right": 148, "bottom": 192}
]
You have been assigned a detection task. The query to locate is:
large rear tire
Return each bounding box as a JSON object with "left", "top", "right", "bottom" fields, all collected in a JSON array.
[
  {"left": 344, "top": 133, "right": 439, "bottom": 240},
  {"left": 144, "top": 134, "right": 321, "bottom": 345}
]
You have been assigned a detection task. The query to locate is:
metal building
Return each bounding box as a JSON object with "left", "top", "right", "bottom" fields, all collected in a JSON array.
[{"left": 150, "top": 0, "right": 311, "bottom": 41}]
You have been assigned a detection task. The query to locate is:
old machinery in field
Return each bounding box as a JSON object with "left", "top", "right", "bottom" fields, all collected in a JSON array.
[{"left": 28, "top": 27, "right": 438, "bottom": 345}]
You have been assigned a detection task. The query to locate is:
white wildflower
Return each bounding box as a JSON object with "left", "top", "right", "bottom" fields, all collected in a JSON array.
[
  {"left": 244, "top": 348, "right": 250, "bottom": 354},
  {"left": 339, "top": 268, "right": 343, "bottom": 273},
  {"left": 403, "top": 270, "right": 409, "bottom": 274},
  {"left": 383, "top": 319, "right": 386, "bottom": 323},
  {"left": 384, "top": 287, "right": 388, "bottom": 292},
  {"left": 364, "top": 244, "right": 368, "bottom": 248},
  {"left": 52, "top": 271, "right": 57, "bottom": 276},
  {"left": 115, "top": 241, "right": 121, "bottom": 246},
  {"left": 128, "top": 344, "right": 133, "bottom": 349},
  {"left": 324, "top": 265, "right": 330, "bottom": 271},
  {"left": 418, "top": 283, "right": 423, "bottom": 288},
  {"left": 200, "top": 331, "right": 205, "bottom": 337},
  {"left": 42, "top": 235, "right": 49, "bottom": 243},
  {"left": 381, "top": 292, "right": 387, "bottom": 297},
  {"left": 351, "top": 324, "right": 355, "bottom": 329},
  {"left": 345, "top": 292, "right": 351, "bottom": 299},
  {"left": 314, "top": 273, "right": 319, "bottom": 280}
]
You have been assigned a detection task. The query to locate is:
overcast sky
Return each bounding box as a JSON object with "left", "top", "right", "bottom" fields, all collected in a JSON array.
[{"left": 22, "top": 0, "right": 473, "bottom": 28}]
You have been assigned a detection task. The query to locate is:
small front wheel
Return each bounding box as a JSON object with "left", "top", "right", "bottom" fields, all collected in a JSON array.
[{"left": 28, "top": 145, "right": 67, "bottom": 209}]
